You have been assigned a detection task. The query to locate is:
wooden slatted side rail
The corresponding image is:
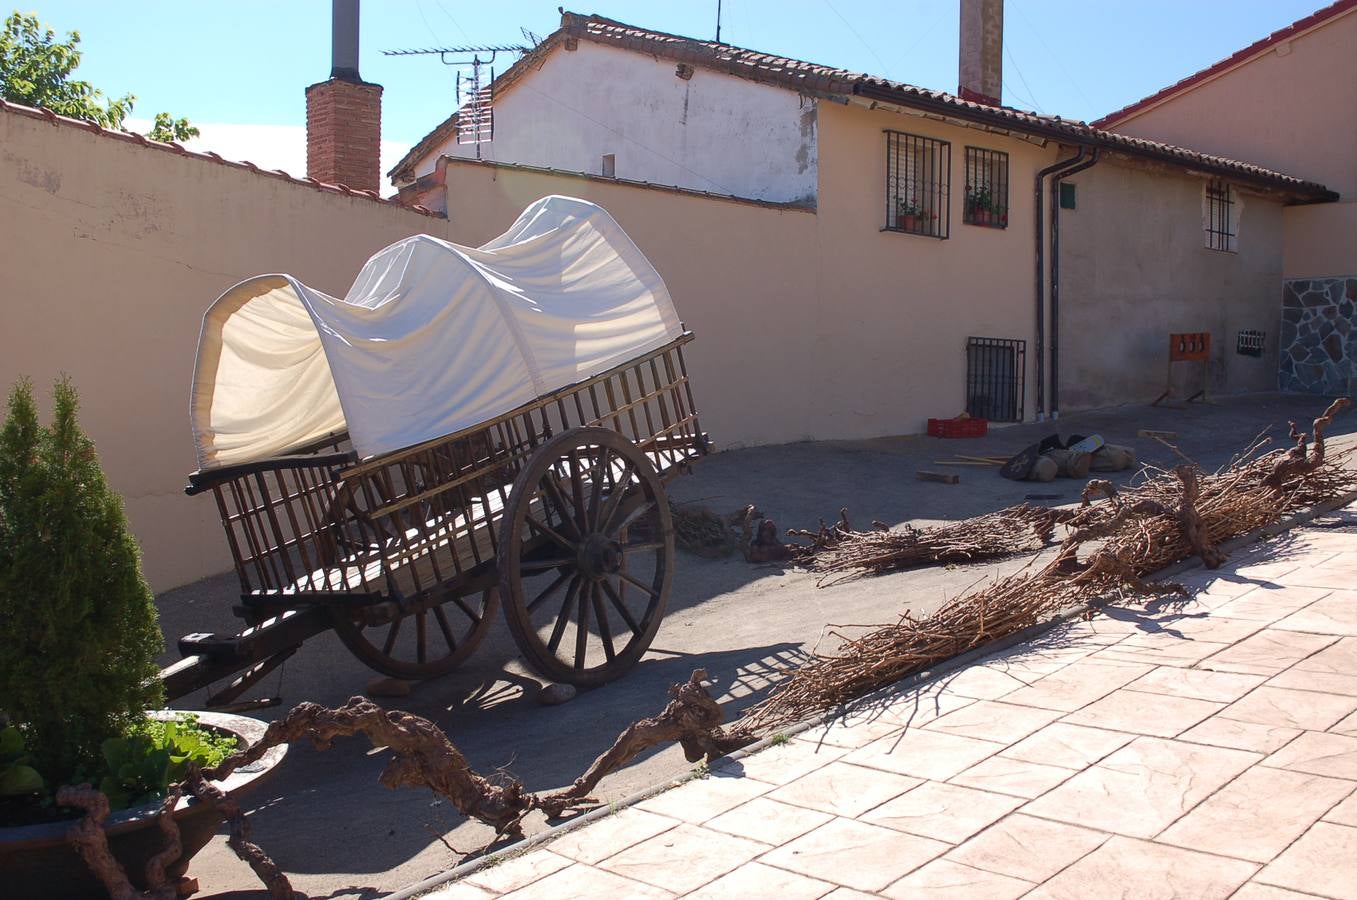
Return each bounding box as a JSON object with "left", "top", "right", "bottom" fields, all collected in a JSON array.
[{"left": 191, "top": 333, "right": 707, "bottom": 603}]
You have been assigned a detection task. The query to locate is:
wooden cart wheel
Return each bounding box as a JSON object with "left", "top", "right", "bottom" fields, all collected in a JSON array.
[
  {"left": 331, "top": 587, "right": 500, "bottom": 681},
  {"left": 499, "top": 427, "right": 674, "bottom": 686},
  {"left": 324, "top": 481, "right": 501, "bottom": 680}
]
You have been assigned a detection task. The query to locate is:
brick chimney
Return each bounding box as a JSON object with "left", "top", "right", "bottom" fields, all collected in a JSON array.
[
  {"left": 958, "top": 0, "right": 1003, "bottom": 106},
  {"left": 306, "top": 0, "right": 382, "bottom": 191}
]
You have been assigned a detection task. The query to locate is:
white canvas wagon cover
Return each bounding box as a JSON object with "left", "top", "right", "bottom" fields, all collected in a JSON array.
[{"left": 191, "top": 196, "right": 683, "bottom": 469}]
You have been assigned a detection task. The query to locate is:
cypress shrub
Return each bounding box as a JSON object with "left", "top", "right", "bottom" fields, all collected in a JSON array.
[{"left": 0, "top": 378, "right": 164, "bottom": 787}]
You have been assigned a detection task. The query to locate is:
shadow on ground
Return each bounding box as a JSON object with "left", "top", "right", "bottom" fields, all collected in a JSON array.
[{"left": 155, "top": 392, "right": 1355, "bottom": 898}]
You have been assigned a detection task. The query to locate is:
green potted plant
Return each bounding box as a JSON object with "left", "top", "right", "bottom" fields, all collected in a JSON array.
[
  {"left": 966, "top": 185, "right": 995, "bottom": 227},
  {"left": 895, "top": 196, "right": 923, "bottom": 233},
  {"left": 0, "top": 378, "right": 285, "bottom": 896}
]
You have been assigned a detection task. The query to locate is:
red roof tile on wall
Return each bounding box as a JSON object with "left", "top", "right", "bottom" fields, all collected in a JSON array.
[
  {"left": 1092, "top": 0, "right": 1357, "bottom": 128},
  {"left": 0, "top": 98, "right": 439, "bottom": 217}
]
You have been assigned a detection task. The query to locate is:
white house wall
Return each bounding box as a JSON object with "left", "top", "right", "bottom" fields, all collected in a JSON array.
[{"left": 415, "top": 41, "right": 818, "bottom": 204}]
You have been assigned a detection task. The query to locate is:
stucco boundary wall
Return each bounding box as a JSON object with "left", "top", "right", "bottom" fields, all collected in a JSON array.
[
  {"left": 439, "top": 158, "right": 827, "bottom": 451},
  {"left": 0, "top": 108, "right": 456, "bottom": 591}
]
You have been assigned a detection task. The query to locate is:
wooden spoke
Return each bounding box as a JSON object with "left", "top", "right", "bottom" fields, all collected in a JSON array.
[
  {"left": 499, "top": 427, "right": 673, "bottom": 687},
  {"left": 596, "top": 460, "right": 636, "bottom": 534},
  {"left": 591, "top": 581, "right": 616, "bottom": 662},
  {"left": 330, "top": 586, "right": 499, "bottom": 681},
  {"left": 539, "top": 473, "right": 582, "bottom": 540},
  {"left": 433, "top": 606, "right": 457, "bottom": 651},
  {"left": 416, "top": 611, "right": 427, "bottom": 664},
  {"left": 567, "top": 449, "right": 588, "bottom": 527},
  {"left": 614, "top": 498, "right": 657, "bottom": 533},
  {"left": 573, "top": 581, "right": 591, "bottom": 670},
  {"left": 519, "top": 555, "right": 576, "bottom": 573},
  {"left": 523, "top": 513, "right": 576, "bottom": 552},
  {"left": 600, "top": 578, "right": 642, "bottom": 636},
  {"left": 617, "top": 569, "right": 661, "bottom": 599},
  {"left": 547, "top": 576, "right": 582, "bottom": 655},
  {"left": 526, "top": 569, "right": 572, "bottom": 614},
  {"left": 450, "top": 593, "right": 482, "bottom": 624},
  {"left": 586, "top": 446, "right": 611, "bottom": 531},
  {"left": 381, "top": 616, "right": 402, "bottom": 656}
]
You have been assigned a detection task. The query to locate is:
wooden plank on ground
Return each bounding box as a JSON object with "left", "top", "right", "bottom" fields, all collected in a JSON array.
[
  {"left": 1138, "top": 429, "right": 1178, "bottom": 440},
  {"left": 917, "top": 471, "right": 960, "bottom": 484}
]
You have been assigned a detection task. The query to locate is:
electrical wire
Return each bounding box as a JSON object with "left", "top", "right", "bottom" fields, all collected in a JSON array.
[
  {"left": 824, "top": 0, "right": 893, "bottom": 80},
  {"left": 1010, "top": 0, "right": 1096, "bottom": 115},
  {"left": 1004, "top": 45, "right": 1045, "bottom": 113}
]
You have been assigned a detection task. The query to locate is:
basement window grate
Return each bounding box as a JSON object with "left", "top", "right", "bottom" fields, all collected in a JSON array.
[
  {"left": 966, "top": 337, "right": 1026, "bottom": 422},
  {"left": 885, "top": 130, "right": 950, "bottom": 238},
  {"left": 964, "top": 147, "right": 1009, "bottom": 228},
  {"left": 1237, "top": 329, "right": 1265, "bottom": 357}
]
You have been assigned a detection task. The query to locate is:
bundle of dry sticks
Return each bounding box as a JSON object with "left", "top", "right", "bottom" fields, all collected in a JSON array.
[
  {"left": 744, "top": 399, "right": 1354, "bottom": 731},
  {"left": 788, "top": 504, "right": 1064, "bottom": 583}
]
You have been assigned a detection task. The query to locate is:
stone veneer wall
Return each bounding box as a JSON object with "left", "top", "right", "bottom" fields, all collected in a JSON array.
[{"left": 1280, "top": 277, "right": 1357, "bottom": 393}]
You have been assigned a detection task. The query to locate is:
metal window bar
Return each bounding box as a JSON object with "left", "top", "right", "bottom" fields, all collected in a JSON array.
[
  {"left": 1205, "top": 180, "right": 1235, "bottom": 251},
  {"left": 966, "top": 337, "right": 1026, "bottom": 422},
  {"left": 963, "top": 147, "right": 1009, "bottom": 228},
  {"left": 885, "top": 130, "right": 950, "bottom": 238}
]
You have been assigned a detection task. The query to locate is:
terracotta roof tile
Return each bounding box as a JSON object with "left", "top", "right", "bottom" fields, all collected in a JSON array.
[
  {"left": 390, "top": 11, "right": 1336, "bottom": 202},
  {"left": 0, "top": 98, "right": 440, "bottom": 217}
]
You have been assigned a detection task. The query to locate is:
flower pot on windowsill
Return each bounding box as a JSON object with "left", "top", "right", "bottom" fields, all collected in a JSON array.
[
  {"left": 901, "top": 213, "right": 918, "bottom": 232},
  {"left": 0, "top": 710, "right": 287, "bottom": 898}
]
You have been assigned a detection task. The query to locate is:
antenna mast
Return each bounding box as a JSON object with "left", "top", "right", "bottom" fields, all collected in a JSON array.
[
  {"left": 716, "top": 0, "right": 723, "bottom": 42},
  {"left": 383, "top": 44, "right": 529, "bottom": 157}
]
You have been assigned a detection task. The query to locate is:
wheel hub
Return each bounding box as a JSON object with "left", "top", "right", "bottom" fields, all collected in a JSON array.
[{"left": 577, "top": 533, "right": 623, "bottom": 579}]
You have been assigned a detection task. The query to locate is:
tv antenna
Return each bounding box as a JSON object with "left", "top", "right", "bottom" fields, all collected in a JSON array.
[{"left": 383, "top": 44, "right": 530, "bottom": 152}]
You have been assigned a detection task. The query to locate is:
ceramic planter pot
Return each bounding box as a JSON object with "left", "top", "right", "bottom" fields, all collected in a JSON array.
[{"left": 0, "top": 710, "right": 286, "bottom": 898}]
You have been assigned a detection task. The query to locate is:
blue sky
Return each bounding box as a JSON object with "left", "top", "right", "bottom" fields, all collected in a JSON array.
[{"left": 20, "top": 1, "right": 1328, "bottom": 186}]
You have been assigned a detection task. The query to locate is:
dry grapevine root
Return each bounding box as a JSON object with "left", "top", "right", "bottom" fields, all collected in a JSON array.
[
  {"left": 743, "top": 399, "right": 1354, "bottom": 731},
  {"left": 59, "top": 670, "right": 752, "bottom": 899},
  {"left": 788, "top": 504, "right": 1064, "bottom": 584}
]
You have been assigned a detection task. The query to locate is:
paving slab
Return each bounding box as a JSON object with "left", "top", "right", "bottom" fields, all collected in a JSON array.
[{"left": 416, "top": 513, "right": 1357, "bottom": 899}]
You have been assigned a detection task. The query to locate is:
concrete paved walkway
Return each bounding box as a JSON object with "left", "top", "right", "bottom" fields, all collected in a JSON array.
[{"left": 422, "top": 514, "right": 1357, "bottom": 899}]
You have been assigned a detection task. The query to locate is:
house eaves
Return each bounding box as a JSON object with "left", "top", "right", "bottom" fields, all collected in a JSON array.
[
  {"left": 393, "top": 11, "right": 1338, "bottom": 204},
  {"left": 852, "top": 79, "right": 1338, "bottom": 204}
]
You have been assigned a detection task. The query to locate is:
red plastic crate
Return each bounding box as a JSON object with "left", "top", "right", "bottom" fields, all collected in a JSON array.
[{"left": 927, "top": 416, "right": 988, "bottom": 438}]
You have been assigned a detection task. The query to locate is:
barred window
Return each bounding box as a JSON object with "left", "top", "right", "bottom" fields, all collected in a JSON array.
[
  {"left": 1204, "top": 180, "right": 1237, "bottom": 252},
  {"left": 964, "top": 147, "right": 1009, "bottom": 229},
  {"left": 886, "top": 130, "right": 950, "bottom": 238}
]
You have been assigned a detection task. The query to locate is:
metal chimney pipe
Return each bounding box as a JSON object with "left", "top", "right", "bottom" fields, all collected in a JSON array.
[{"left": 331, "top": 0, "right": 361, "bottom": 82}]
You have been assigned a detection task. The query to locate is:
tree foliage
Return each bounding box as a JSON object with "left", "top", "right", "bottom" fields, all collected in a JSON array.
[
  {"left": 0, "top": 11, "right": 198, "bottom": 142},
  {"left": 0, "top": 378, "right": 165, "bottom": 787}
]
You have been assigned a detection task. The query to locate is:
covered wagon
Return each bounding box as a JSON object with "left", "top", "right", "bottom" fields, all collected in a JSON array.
[{"left": 162, "top": 196, "right": 708, "bottom": 705}]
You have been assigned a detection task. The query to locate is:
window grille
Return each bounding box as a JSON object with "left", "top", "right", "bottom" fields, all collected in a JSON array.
[
  {"left": 964, "top": 147, "right": 1009, "bottom": 228},
  {"left": 1205, "top": 180, "right": 1237, "bottom": 252},
  {"left": 1237, "top": 329, "right": 1265, "bottom": 357},
  {"left": 966, "top": 337, "right": 1025, "bottom": 422},
  {"left": 886, "top": 130, "right": 950, "bottom": 238}
]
